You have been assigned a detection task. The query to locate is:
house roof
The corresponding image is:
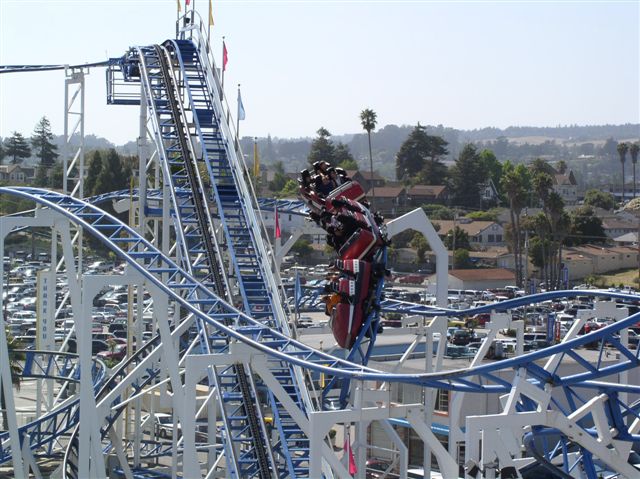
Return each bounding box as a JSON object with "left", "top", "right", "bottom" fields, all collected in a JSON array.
[
  {"left": 346, "top": 170, "right": 385, "bottom": 181},
  {"left": 568, "top": 245, "right": 618, "bottom": 258},
  {"left": 407, "top": 185, "right": 447, "bottom": 197},
  {"left": 368, "top": 186, "right": 405, "bottom": 198},
  {"left": 553, "top": 173, "right": 577, "bottom": 186},
  {"left": 0, "top": 164, "right": 23, "bottom": 174},
  {"left": 432, "top": 220, "right": 500, "bottom": 237},
  {"left": 447, "top": 268, "right": 515, "bottom": 281},
  {"left": 602, "top": 218, "right": 638, "bottom": 230},
  {"left": 613, "top": 232, "right": 639, "bottom": 243}
]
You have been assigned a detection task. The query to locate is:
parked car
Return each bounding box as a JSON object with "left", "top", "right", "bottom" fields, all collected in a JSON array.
[{"left": 451, "top": 329, "right": 473, "bottom": 346}]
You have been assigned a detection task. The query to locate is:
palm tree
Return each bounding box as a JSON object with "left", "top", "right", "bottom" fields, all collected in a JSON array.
[
  {"left": 629, "top": 142, "right": 639, "bottom": 199},
  {"left": 617, "top": 142, "right": 629, "bottom": 203},
  {"left": 360, "top": 108, "right": 377, "bottom": 205}
]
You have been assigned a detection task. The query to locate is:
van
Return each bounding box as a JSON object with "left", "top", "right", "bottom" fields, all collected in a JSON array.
[{"left": 523, "top": 333, "right": 546, "bottom": 343}]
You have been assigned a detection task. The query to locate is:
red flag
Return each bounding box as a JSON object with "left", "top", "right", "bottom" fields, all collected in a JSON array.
[
  {"left": 222, "top": 41, "right": 228, "bottom": 72},
  {"left": 343, "top": 437, "right": 357, "bottom": 475},
  {"left": 186, "top": 0, "right": 190, "bottom": 5},
  {"left": 275, "top": 206, "right": 281, "bottom": 239}
]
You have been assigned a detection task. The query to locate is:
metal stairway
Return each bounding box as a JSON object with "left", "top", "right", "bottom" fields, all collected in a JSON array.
[
  {"left": 163, "top": 38, "right": 313, "bottom": 476},
  {"left": 137, "top": 44, "right": 275, "bottom": 478}
]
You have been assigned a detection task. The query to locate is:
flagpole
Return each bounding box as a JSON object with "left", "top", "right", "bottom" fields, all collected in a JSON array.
[
  {"left": 220, "top": 37, "right": 226, "bottom": 100},
  {"left": 207, "top": 0, "right": 212, "bottom": 43},
  {"left": 236, "top": 83, "right": 241, "bottom": 151}
]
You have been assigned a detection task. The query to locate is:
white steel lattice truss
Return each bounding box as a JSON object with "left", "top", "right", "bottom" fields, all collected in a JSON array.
[{"left": 1, "top": 16, "right": 640, "bottom": 479}]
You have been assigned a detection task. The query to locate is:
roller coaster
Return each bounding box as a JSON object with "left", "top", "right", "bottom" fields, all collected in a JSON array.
[{"left": 1, "top": 12, "right": 639, "bottom": 479}]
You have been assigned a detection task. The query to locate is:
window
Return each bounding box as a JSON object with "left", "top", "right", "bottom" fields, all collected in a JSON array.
[
  {"left": 488, "top": 234, "right": 495, "bottom": 243},
  {"left": 496, "top": 234, "right": 502, "bottom": 242},
  {"left": 288, "top": 215, "right": 292, "bottom": 221}
]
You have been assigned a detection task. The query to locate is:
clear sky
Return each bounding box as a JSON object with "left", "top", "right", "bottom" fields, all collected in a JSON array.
[{"left": 1, "top": 0, "right": 638, "bottom": 145}]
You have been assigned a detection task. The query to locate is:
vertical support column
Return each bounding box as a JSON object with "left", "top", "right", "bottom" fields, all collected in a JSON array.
[
  {"left": 0, "top": 223, "right": 26, "bottom": 478},
  {"left": 63, "top": 67, "right": 86, "bottom": 279}
]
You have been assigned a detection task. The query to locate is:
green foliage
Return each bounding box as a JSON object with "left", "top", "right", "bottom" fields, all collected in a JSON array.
[
  {"left": 410, "top": 232, "right": 429, "bottom": 263},
  {"left": 93, "top": 149, "right": 131, "bottom": 195},
  {"left": 50, "top": 161, "right": 64, "bottom": 189},
  {"left": 307, "top": 128, "right": 356, "bottom": 169},
  {"left": 453, "top": 248, "right": 472, "bottom": 269},
  {"left": 291, "top": 239, "right": 313, "bottom": 256},
  {"left": 84, "top": 150, "right": 103, "bottom": 196},
  {"left": 395, "top": 124, "right": 448, "bottom": 183},
  {"left": 583, "top": 189, "right": 616, "bottom": 210},
  {"left": 31, "top": 116, "right": 58, "bottom": 167},
  {"left": 465, "top": 208, "right": 500, "bottom": 222},
  {"left": 337, "top": 157, "right": 358, "bottom": 170},
  {"left": 450, "top": 144, "right": 486, "bottom": 208},
  {"left": 390, "top": 229, "right": 415, "bottom": 248},
  {"left": 421, "top": 204, "right": 454, "bottom": 220},
  {"left": 34, "top": 165, "right": 49, "bottom": 187},
  {"left": 360, "top": 109, "right": 377, "bottom": 134},
  {"left": 566, "top": 205, "right": 606, "bottom": 246},
  {"left": 276, "top": 179, "right": 299, "bottom": 198},
  {"left": 3, "top": 132, "right": 31, "bottom": 164},
  {"left": 479, "top": 149, "right": 503, "bottom": 194},
  {"left": 444, "top": 226, "right": 470, "bottom": 250},
  {"left": 308, "top": 127, "right": 336, "bottom": 166},
  {"left": 334, "top": 142, "right": 356, "bottom": 167}
]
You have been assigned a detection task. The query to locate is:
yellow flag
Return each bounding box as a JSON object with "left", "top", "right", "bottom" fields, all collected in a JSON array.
[
  {"left": 209, "top": 0, "right": 215, "bottom": 26},
  {"left": 253, "top": 140, "right": 260, "bottom": 178},
  {"left": 177, "top": 0, "right": 181, "bottom": 13}
]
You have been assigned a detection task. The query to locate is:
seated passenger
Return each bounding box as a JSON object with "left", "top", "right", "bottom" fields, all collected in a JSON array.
[{"left": 315, "top": 174, "right": 334, "bottom": 197}]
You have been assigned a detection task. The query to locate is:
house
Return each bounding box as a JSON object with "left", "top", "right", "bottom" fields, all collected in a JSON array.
[
  {"left": 0, "top": 164, "right": 29, "bottom": 183},
  {"left": 345, "top": 170, "right": 385, "bottom": 190},
  {"left": 569, "top": 245, "right": 639, "bottom": 274},
  {"left": 480, "top": 179, "right": 500, "bottom": 206},
  {"left": 602, "top": 218, "right": 638, "bottom": 239},
  {"left": 612, "top": 232, "right": 638, "bottom": 246},
  {"left": 552, "top": 171, "right": 578, "bottom": 205},
  {"left": 432, "top": 219, "right": 505, "bottom": 247},
  {"left": 427, "top": 268, "right": 515, "bottom": 290},
  {"left": 406, "top": 185, "right": 449, "bottom": 206},
  {"left": 368, "top": 186, "right": 407, "bottom": 216}
]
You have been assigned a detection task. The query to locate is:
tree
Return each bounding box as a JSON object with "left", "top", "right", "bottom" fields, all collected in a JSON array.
[
  {"left": 307, "top": 128, "right": 335, "bottom": 166},
  {"left": 333, "top": 142, "right": 356, "bottom": 169},
  {"left": 276, "top": 179, "right": 299, "bottom": 198},
  {"left": 31, "top": 117, "right": 58, "bottom": 167},
  {"left": 291, "top": 239, "right": 313, "bottom": 257},
  {"left": 556, "top": 160, "right": 567, "bottom": 174},
  {"left": 34, "top": 165, "right": 49, "bottom": 187},
  {"left": 453, "top": 249, "right": 472, "bottom": 269},
  {"left": 629, "top": 142, "right": 639, "bottom": 199},
  {"left": 360, "top": 108, "right": 377, "bottom": 202},
  {"left": 395, "top": 124, "right": 448, "bottom": 184},
  {"left": 501, "top": 162, "right": 531, "bottom": 286},
  {"left": 617, "top": 142, "right": 628, "bottom": 202},
  {"left": 421, "top": 204, "right": 454, "bottom": 220},
  {"left": 410, "top": 232, "right": 429, "bottom": 263},
  {"left": 583, "top": 189, "right": 615, "bottom": 210},
  {"left": 93, "top": 149, "right": 129, "bottom": 195},
  {"left": 444, "top": 226, "right": 470, "bottom": 250},
  {"left": 450, "top": 144, "right": 486, "bottom": 208},
  {"left": 601, "top": 137, "right": 618, "bottom": 159},
  {"left": 566, "top": 205, "right": 606, "bottom": 246},
  {"left": 84, "top": 150, "right": 103, "bottom": 197},
  {"left": 479, "top": 149, "right": 503, "bottom": 196},
  {"left": 3, "top": 132, "right": 31, "bottom": 165}
]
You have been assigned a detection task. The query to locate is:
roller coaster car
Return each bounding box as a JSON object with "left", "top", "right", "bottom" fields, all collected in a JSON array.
[
  {"left": 299, "top": 186, "right": 325, "bottom": 214},
  {"left": 328, "top": 262, "right": 372, "bottom": 349},
  {"left": 335, "top": 212, "right": 384, "bottom": 261},
  {"left": 324, "top": 181, "right": 365, "bottom": 209}
]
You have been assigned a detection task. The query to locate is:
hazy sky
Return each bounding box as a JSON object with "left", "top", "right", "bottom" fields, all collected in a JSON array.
[{"left": 1, "top": 1, "right": 638, "bottom": 145}]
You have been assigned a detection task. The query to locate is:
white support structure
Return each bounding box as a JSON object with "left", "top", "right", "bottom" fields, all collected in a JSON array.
[{"left": 385, "top": 208, "right": 448, "bottom": 307}]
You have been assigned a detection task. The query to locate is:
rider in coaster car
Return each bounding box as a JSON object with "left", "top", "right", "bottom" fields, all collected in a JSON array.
[
  {"left": 313, "top": 161, "right": 331, "bottom": 176},
  {"left": 299, "top": 169, "right": 313, "bottom": 190},
  {"left": 315, "top": 174, "right": 334, "bottom": 197}
]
